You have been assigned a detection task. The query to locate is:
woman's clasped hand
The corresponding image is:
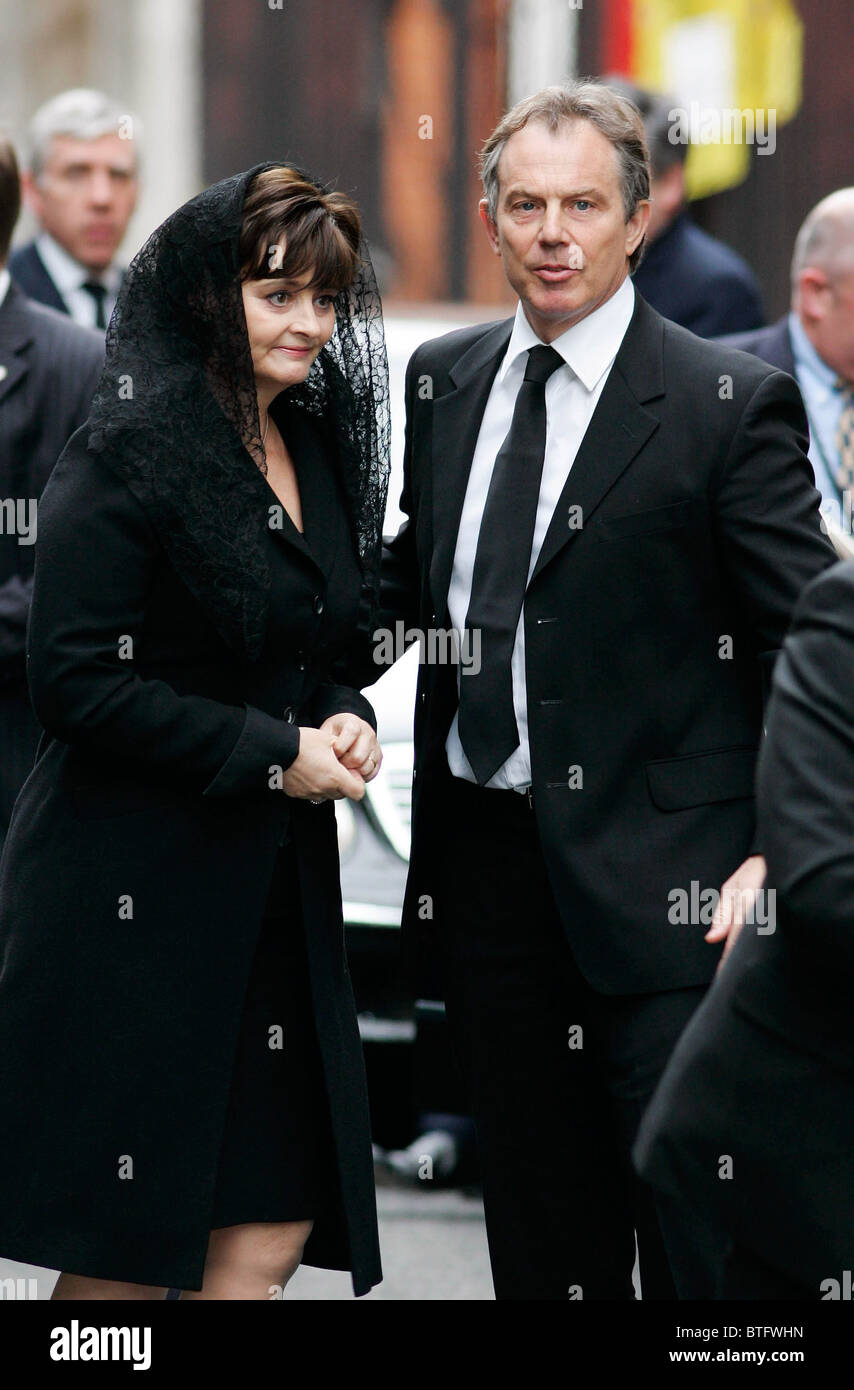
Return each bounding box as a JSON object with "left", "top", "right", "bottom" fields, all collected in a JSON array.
[{"left": 280, "top": 714, "right": 383, "bottom": 802}]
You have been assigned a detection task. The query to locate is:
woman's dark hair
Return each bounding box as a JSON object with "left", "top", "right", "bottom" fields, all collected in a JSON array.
[
  {"left": 0, "top": 138, "right": 22, "bottom": 266},
  {"left": 238, "top": 166, "right": 361, "bottom": 292}
]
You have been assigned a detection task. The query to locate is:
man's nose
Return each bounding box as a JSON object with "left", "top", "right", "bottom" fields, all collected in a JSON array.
[
  {"left": 88, "top": 171, "right": 114, "bottom": 205},
  {"left": 539, "top": 205, "right": 569, "bottom": 244}
]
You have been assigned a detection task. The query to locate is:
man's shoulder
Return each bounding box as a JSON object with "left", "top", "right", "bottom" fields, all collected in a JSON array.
[
  {"left": 654, "top": 303, "right": 787, "bottom": 390},
  {"left": 792, "top": 557, "right": 854, "bottom": 633},
  {"left": 22, "top": 294, "right": 104, "bottom": 365},
  {"left": 715, "top": 319, "right": 793, "bottom": 373},
  {"left": 408, "top": 316, "right": 512, "bottom": 371}
]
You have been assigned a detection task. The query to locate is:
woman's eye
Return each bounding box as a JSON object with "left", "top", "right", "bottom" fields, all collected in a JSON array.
[
  {"left": 316, "top": 295, "right": 335, "bottom": 309},
  {"left": 268, "top": 291, "right": 289, "bottom": 306}
]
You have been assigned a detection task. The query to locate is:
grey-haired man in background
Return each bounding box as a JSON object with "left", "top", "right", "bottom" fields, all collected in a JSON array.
[{"left": 9, "top": 88, "right": 139, "bottom": 331}]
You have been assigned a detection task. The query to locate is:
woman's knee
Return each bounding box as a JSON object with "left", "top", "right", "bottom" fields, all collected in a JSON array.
[{"left": 206, "top": 1218, "right": 314, "bottom": 1282}]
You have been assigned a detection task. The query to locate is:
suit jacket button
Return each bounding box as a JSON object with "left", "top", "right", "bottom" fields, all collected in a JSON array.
[
  {"left": 283, "top": 706, "right": 296, "bottom": 723},
  {"left": 313, "top": 594, "right": 325, "bottom": 615},
  {"left": 296, "top": 650, "right": 307, "bottom": 670}
]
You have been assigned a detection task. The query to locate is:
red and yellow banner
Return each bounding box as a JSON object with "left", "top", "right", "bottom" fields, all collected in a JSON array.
[{"left": 604, "top": 0, "right": 803, "bottom": 198}]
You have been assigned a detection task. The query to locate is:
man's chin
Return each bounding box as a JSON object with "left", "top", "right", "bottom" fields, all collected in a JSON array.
[
  {"left": 522, "top": 291, "right": 589, "bottom": 334},
  {"left": 78, "top": 250, "right": 118, "bottom": 273}
]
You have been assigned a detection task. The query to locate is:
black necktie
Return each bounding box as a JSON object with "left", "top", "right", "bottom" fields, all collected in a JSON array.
[
  {"left": 81, "top": 280, "right": 108, "bottom": 329},
  {"left": 458, "top": 343, "right": 564, "bottom": 784}
]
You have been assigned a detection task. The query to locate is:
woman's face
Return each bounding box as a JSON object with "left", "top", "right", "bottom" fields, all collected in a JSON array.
[{"left": 241, "top": 268, "right": 337, "bottom": 402}]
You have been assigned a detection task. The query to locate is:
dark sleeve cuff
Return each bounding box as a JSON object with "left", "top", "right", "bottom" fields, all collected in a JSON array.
[
  {"left": 310, "top": 682, "right": 378, "bottom": 733},
  {"left": 202, "top": 703, "right": 301, "bottom": 797}
]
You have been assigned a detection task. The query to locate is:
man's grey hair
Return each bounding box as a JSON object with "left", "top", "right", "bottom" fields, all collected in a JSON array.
[
  {"left": 27, "top": 88, "right": 141, "bottom": 179},
  {"left": 478, "top": 79, "right": 651, "bottom": 273},
  {"left": 791, "top": 188, "right": 854, "bottom": 286}
]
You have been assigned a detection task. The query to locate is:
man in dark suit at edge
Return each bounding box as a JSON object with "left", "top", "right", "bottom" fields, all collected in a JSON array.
[
  {"left": 371, "top": 80, "right": 836, "bottom": 1300},
  {"left": 634, "top": 556, "right": 854, "bottom": 1298},
  {"left": 0, "top": 139, "right": 104, "bottom": 850}
]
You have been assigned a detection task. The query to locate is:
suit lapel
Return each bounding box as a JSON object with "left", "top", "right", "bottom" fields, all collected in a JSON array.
[
  {"left": 528, "top": 292, "right": 665, "bottom": 586},
  {"left": 22, "top": 245, "right": 72, "bottom": 316},
  {"left": 429, "top": 318, "right": 513, "bottom": 621},
  {"left": 0, "top": 283, "right": 35, "bottom": 405}
]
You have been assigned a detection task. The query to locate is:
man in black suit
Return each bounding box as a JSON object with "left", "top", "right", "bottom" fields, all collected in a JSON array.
[
  {"left": 720, "top": 188, "right": 854, "bottom": 547},
  {"left": 634, "top": 557, "right": 854, "bottom": 1299},
  {"left": 0, "top": 139, "right": 104, "bottom": 847},
  {"left": 606, "top": 78, "right": 764, "bottom": 337},
  {"left": 9, "top": 89, "right": 138, "bottom": 331},
  {"left": 374, "top": 80, "right": 835, "bottom": 1300}
]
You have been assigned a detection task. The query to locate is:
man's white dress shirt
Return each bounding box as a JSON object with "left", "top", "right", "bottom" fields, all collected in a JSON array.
[{"left": 445, "top": 274, "right": 636, "bottom": 791}]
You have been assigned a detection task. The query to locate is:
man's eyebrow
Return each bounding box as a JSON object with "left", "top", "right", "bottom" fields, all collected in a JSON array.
[{"left": 502, "top": 185, "right": 603, "bottom": 203}]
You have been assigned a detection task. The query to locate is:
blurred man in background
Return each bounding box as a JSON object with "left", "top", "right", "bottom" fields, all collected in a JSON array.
[
  {"left": 9, "top": 89, "right": 139, "bottom": 332},
  {"left": 0, "top": 138, "right": 103, "bottom": 851},
  {"left": 721, "top": 189, "right": 854, "bottom": 540},
  {"left": 607, "top": 77, "right": 765, "bottom": 337}
]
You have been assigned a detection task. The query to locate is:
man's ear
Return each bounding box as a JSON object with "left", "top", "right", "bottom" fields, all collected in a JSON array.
[
  {"left": 626, "top": 198, "right": 651, "bottom": 258},
  {"left": 797, "top": 267, "right": 831, "bottom": 325},
  {"left": 478, "top": 198, "right": 501, "bottom": 256}
]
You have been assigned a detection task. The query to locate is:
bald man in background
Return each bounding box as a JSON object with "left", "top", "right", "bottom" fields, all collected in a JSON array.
[{"left": 721, "top": 189, "right": 854, "bottom": 557}]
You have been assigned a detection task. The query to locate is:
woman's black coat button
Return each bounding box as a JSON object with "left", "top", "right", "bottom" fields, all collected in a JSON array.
[
  {"left": 313, "top": 594, "right": 325, "bottom": 615},
  {"left": 283, "top": 706, "right": 296, "bottom": 723}
]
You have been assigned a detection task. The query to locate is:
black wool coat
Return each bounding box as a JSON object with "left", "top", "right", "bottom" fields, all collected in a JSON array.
[{"left": 0, "top": 397, "right": 382, "bottom": 1295}]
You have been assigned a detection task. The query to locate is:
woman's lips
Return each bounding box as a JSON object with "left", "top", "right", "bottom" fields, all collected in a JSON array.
[{"left": 276, "top": 345, "right": 312, "bottom": 355}]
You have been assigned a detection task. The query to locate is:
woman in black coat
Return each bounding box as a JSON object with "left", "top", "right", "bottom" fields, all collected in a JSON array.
[{"left": 0, "top": 163, "right": 390, "bottom": 1299}]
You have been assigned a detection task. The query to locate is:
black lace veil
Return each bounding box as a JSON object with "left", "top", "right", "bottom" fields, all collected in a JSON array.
[{"left": 86, "top": 162, "right": 390, "bottom": 662}]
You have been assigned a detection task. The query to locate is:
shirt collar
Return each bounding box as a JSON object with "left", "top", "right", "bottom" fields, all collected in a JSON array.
[
  {"left": 0, "top": 267, "right": 10, "bottom": 309},
  {"left": 499, "top": 275, "right": 635, "bottom": 391},
  {"left": 788, "top": 310, "right": 840, "bottom": 392},
  {"left": 35, "top": 230, "right": 122, "bottom": 296}
]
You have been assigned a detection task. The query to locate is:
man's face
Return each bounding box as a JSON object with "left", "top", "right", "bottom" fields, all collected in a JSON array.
[
  {"left": 479, "top": 118, "right": 649, "bottom": 342},
  {"left": 25, "top": 133, "right": 138, "bottom": 271},
  {"left": 807, "top": 269, "right": 854, "bottom": 386}
]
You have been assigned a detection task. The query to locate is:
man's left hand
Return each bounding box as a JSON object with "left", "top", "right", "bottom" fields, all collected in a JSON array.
[{"left": 705, "top": 854, "right": 767, "bottom": 972}]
